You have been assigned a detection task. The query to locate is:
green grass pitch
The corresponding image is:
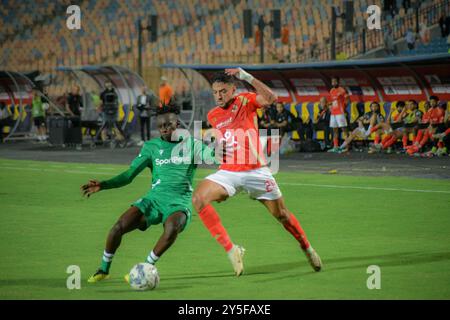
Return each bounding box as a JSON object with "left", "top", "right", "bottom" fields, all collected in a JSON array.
[{"left": 0, "top": 158, "right": 449, "bottom": 299}]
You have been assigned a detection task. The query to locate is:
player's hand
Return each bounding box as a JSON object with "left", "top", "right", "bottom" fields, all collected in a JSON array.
[
  {"left": 225, "top": 68, "right": 254, "bottom": 83},
  {"left": 81, "top": 179, "right": 101, "bottom": 198},
  {"left": 224, "top": 68, "right": 241, "bottom": 77}
]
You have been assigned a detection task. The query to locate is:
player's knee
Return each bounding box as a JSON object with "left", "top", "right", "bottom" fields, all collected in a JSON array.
[
  {"left": 273, "top": 208, "right": 289, "bottom": 223},
  {"left": 192, "top": 192, "right": 207, "bottom": 211}
]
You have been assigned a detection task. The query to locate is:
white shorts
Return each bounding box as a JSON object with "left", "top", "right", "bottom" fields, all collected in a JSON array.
[
  {"left": 330, "top": 114, "right": 348, "bottom": 128},
  {"left": 205, "top": 167, "right": 282, "bottom": 200}
]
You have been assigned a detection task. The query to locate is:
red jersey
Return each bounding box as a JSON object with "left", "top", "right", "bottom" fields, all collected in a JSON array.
[
  {"left": 422, "top": 109, "right": 431, "bottom": 123},
  {"left": 207, "top": 92, "right": 266, "bottom": 172},
  {"left": 329, "top": 87, "right": 348, "bottom": 115},
  {"left": 429, "top": 107, "right": 445, "bottom": 125}
]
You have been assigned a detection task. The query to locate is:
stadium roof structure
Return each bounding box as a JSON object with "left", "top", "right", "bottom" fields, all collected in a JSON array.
[
  {"left": 56, "top": 65, "right": 146, "bottom": 131},
  {"left": 161, "top": 53, "right": 450, "bottom": 70}
]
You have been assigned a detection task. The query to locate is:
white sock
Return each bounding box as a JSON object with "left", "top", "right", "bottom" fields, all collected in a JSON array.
[
  {"left": 340, "top": 141, "right": 347, "bottom": 149},
  {"left": 146, "top": 250, "right": 159, "bottom": 264},
  {"left": 306, "top": 246, "right": 314, "bottom": 254},
  {"left": 102, "top": 250, "right": 114, "bottom": 263}
]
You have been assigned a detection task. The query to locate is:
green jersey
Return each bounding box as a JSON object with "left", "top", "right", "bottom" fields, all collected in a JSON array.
[
  {"left": 99, "top": 136, "right": 218, "bottom": 228},
  {"left": 100, "top": 136, "right": 217, "bottom": 194},
  {"left": 32, "top": 97, "right": 45, "bottom": 118}
]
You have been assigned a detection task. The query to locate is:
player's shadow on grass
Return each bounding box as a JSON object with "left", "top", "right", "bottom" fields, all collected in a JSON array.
[
  {"left": 98, "top": 284, "right": 193, "bottom": 294},
  {"left": 245, "top": 261, "right": 302, "bottom": 276},
  {"left": 0, "top": 278, "right": 66, "bottom": 288}
]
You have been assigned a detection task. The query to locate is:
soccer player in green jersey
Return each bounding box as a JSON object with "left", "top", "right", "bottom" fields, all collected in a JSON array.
[{"left": 82, "top": 105, "right": 219, "bottom": 283}]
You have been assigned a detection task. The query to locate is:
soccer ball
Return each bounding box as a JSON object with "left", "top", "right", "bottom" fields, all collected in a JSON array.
[{"left": 128, "top": 263, "right": 160, "bottom": 291}]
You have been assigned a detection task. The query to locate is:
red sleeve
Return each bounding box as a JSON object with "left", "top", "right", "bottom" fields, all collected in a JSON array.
[{"left": 241, "top": 92, "right": 262, "bottom": 113}]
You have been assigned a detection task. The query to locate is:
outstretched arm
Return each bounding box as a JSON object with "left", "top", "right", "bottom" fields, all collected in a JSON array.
[
  {"left": 81, "top": 149, "right": 150, "bottom": 197},
  {"left": 225, "top": 68, "right": 278, "bottom": 108}
]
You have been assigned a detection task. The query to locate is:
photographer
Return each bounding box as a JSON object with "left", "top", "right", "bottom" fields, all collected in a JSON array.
[
  {"left": 99, "top": 81, "right": 124, "bottom": 142},
  {"left": 136, "top": 86, "right": 158, "bottom": 146}
]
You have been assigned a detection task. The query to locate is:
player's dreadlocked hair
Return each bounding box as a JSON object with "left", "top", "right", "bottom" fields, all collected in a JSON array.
[
  {"left": 156, "top": 103, "right": 180, "bottom": 115},
  {"left": 211, "top": 71, "right": 235, "bottom": 85}
]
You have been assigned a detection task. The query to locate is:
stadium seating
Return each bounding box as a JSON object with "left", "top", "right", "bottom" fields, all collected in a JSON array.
[{"left": 0, "top": 0, "right": 448, "bottom": 98}]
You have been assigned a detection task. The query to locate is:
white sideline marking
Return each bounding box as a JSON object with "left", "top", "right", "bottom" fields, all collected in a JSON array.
[
  {"left": 1, "top": 165, "right": 449, "bottom": 194},
  {"left": 279, "top": 182, "right": 450, "bottom": 194}
]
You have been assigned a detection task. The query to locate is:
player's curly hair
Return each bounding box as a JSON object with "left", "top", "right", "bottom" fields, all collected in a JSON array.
[
  {"left": 211, "top": 71, "right": 235, "bottom": 84},
  {"left": 397, "top": 101, "right": 406, "bottom": 108},
  {"left": 156, "top": 103, "right": 180, "bottom": 115},
  {"left": 429, "top": 95, "right": 439, "bottom": 101}
]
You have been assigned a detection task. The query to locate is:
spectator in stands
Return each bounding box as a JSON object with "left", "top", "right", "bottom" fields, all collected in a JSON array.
[
  {"left": 159, "top": 76, "right": 173, "bottom": 106},
  {"left": 327, "top": 76, "right": 350, "bottom": 153},
  {"left": 271, "top": 102, "right": 293, "bottom": 138},
  {"left": 419, "top": 22, "right": 430, "bottom": 45},
  {"left": 136, "top": 87, "right": 157, "bottom": 146},
  {"left": 439, "top": 14, "right": 450, "bottom": 38},
  {"left": 384, "top": 0, "right": 398, "bottom": 18},
  {"left": 281, "top": 24, "right": 289, "bottom": 45},
  {"left": 337, "top": 101, "right": 384, "bottom": 153},
  {"left": 31, "top": 89, "right": 47, "bottom": 142},
  {"left": 402, "top": 0, "right": 411, "bottom": 11},
  {"left": 405, "top": 28, "right": 416, "bottom": 50},
  {"left": 313, "top": 97, "right": 332, "bottom": 149},
  {"left": 384, "top": 26, "right": 396, "bottom": 56},
  {"left": 0, "top": 102, "right": 12, "bottom": 143},
  {"left": 66, "top": 85, "right": 83, "bottom": 126}
]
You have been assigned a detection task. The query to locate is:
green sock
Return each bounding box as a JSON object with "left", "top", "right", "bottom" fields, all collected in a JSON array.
[{"left": 100, "top": 251, "right": 114, "bottom": 273}]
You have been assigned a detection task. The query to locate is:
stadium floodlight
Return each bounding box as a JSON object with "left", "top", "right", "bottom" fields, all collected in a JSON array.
[{"left": 242, "top": 9, "right": 282, "bottom": 63}]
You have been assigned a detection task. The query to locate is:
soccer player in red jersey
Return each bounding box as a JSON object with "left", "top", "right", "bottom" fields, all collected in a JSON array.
[
  {"left": 327, "top": 76, "right": 350, "bottom": 153},
  {"left": 192, "top": 68, "right": 322, "bottom": 276},
  {"left": 407, "top": 96, "right": 445, "bottom": 156}
]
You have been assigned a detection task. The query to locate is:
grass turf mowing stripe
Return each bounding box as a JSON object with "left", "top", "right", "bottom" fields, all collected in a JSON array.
[{"left": 2, "top": 163, "right": 450, "bottom": 194}]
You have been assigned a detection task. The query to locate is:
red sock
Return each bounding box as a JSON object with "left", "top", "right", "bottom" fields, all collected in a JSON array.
[
  {"left": 333, "top": 137, "right": 339, "bottom": 147},
  {"left": 198, "top": 205, "right": 233, "bottom": 252},
  {"left": 438, "top": 141, "right": 444, "bottom": 148},
  {"left": 445, "top": 128, "right": 450, "bottom": 136},
  {"left": 381, "top": 134, "right": 392, "bottom": 145},
  {"left": 402, "top": 135, "right": 408, "bottom": 148},
  {"left": 283, "top": 214, "right": 310, "bottom": 250},
  {"left": 370, "top": 125, "right": 379, "bottom": 134},
  {"left": 382, "top": 135, "right": 397, "bottom": 149},
  {"left": 419, "top": 131, "right": 430, "bottom": 147},
  {"left": 415, "top": 130, "right": 424, "bottom": 144},
  {"left": 374, "top": 134, "right": 380, "bottom": 144}
]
